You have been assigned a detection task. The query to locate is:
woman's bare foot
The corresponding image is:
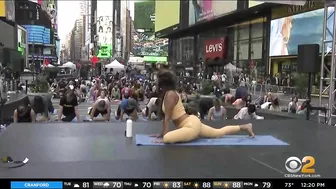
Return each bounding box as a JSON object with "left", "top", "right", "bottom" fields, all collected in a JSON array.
[{"left": 240, "top": 123, "right": 255, "bottom": 138}]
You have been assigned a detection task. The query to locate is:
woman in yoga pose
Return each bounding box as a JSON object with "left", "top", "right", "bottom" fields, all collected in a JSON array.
[{"left": 151, "top": 69, "right": 255, "bottom": 143}]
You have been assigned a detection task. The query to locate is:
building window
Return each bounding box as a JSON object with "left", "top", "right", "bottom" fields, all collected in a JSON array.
[
  {"left": 233, "top": 41, "right": 238, "bottom": 61},
  {"left": 251, "top": 38, "right": 263, "bottom": 59},
  {"left": 251, "top": 22, "right": 263, "bottom": 38},
  {"left": 238, "top": 25, "right": 249, "bottom": 40},
  {"left": 238, "top": 40, "right": 249, "bottom": 60}
]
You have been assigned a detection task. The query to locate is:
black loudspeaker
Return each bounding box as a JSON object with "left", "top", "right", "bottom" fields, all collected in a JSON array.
[
  {"left": 2, "top": 48, "right": 24, "bottom": 72},
  {"left": 297, "top": 44, "right": 320, "bottom": 73}
]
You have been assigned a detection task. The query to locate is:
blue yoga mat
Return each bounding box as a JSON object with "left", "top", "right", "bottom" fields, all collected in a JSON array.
[{"left": 136, "top": 134, "right": 289, "bottom": 146}]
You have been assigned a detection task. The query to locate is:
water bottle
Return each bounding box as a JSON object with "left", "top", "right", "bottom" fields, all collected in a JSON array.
[
  {"left": 0, "top": 125, "right": 6, "bottom": 132},
  {"left": 126, "top": 119, "right": 133, "bottom": 138}
]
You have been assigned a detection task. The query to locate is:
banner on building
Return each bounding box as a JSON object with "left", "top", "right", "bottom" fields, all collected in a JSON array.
[
  {"left": 189, "top": 0, "right": 237, "bottom": 25},
  {"left": 0, "top": 1, "right": 15, "bottom": 21},
  {"left": 134, "top": 1, "right": 155, "bottom": 31}
]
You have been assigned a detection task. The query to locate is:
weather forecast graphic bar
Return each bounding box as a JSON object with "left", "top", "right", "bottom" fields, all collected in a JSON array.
[{"left": 4, "top": 179, "right": 336, "bottom": 189}]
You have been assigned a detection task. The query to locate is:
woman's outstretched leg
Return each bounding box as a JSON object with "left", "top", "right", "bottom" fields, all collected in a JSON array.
[
  {"left": 163, "top": 127, "right": 199, "bottom": 143},
  {"left": 163, "top": 115, "right": 202, "bottom": 143},
  {"left": 199, "top": 123, "right": 255, "bottom": 138}
]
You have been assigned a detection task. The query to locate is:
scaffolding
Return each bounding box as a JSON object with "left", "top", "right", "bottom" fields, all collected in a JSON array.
[{"left": 319, "top": 1, "right": 336, "bottom": 125}]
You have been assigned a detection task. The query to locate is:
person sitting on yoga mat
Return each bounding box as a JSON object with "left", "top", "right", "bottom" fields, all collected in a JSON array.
[
  {"left": 150, "top": 69, "right": 255, "bottom": 144},
  {"left": 58, "top": 91, "right": 80, "bottom": 122},
  {"left": 234, "top": 104, "right": 263, "bottom": 120},
  {"left": 115, "top": 97, "right": 138, "bottom": 121},
  {"left": 207, "top": 98, "right": 227, "bottom": 121},
  {"left": 141, "top": 97, "right": 159, "bottom": 120},
  {"left": 89, "top": 90, "right": 111, "bottom": 121},
  {"left": 13, "top": 104, "right": 36, "bottom": 123},
  {"left": 31, "top": 96, "right": 49, "bottom": 122}
]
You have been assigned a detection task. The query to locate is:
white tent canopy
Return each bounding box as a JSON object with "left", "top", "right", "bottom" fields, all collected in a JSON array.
[
  {"left": 59, "top": 62, "right": 76, "bottom": 69},
  {"left": 224, "top": 63, "right": 242, "bottom": 72},
  {"left": 105, "top": 60, "right": 125, "bottom": 73},
  {"left": 23, "top": 68, "right": 32, "bottom": 73}
]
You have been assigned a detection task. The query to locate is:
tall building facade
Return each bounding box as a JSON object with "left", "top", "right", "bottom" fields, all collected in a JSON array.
[
  {"left": 95, "top": 0, "right": 113, "bottom": 60},
  {"left": 83, "top": 0, "right": 92, "bottom": 61},
  {"left": 14, "top": 0, "right": 59, "bottom": 72}
]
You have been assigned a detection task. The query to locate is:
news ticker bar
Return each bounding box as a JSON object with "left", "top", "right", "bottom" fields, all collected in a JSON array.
[{"left": 7, "top": 179, "right": 336, "bottom": 189}]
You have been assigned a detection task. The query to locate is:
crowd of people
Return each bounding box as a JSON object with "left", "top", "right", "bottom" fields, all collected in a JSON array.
[{"left": 10, "top": 65, "right": 317, "bottom": 144}]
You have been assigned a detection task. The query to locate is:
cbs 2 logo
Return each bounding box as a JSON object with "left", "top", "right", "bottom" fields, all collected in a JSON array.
[{"left": 285, "top": 156, "right": 315, "bottom": 173}]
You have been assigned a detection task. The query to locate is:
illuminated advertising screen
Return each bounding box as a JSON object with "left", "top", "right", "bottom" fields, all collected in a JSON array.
[
  {"left": 155, "top": 1, "right": 180, "bottom": 32},
  {"left": 132, "top": 32, "right": 168, "bottom": 57},
  {"left": 23, "top": 25, "right": 51, "bottom": 44},
  {"left": 0, "top": 1, "right": 15, "bottom": 21},
  {"left": 269, "top": 7, "right": 335, "bottom": 56},
  {"left": 17, "top": 25, "right": 28, "bottom": 67},
  {"left": 134, "top": 1, "right": 155, "bottom": 30},
  {"left": 189, "top": 0, "right": 237, "bottom": 25},
  {"left": 97, "top": 45, "right": 112, "bottom": 59},
  {"left": 96, "top": 0, "right": 113, "bottom": 57},
  {"left": 249, "top": 1, "right": 264, "bottom": 8}
]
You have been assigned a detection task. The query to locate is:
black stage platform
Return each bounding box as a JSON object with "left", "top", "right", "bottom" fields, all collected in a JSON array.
[{"left": 0, "top": 120, "right": 335, "bottom": 178}]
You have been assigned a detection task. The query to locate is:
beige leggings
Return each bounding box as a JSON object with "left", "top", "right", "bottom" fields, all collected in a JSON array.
[{"left": 163, "top": 115, "right": 241, "bottom": 143}]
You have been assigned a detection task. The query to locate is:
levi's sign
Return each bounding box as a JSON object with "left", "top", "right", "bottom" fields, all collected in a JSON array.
[
  {"left": 205, "top": 43, "right": 222, "bottom": 53},
  {"left": 204, "top": 37, "right": 227, "bottom": 59}
]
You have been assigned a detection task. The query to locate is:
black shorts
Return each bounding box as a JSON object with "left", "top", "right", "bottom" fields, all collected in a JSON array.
[
  {"left": 124, "top": 108, "right": 135, "bottom": 115},
  {"left": 89, "top": 108, "right": 108, "bottom": 117}
]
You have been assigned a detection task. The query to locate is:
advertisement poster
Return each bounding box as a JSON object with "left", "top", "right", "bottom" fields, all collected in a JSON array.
[
  {"left": 270, "top": 7, "right": 335, "bottom": 56},
  {"left": 134, "top": 1, "right": 155, "bottom": 30},
  {"left": 132, "top": 32, "right": 168, "bottom": 57},
  {"left": 17, "top": 25, "right": 28, "bottom": 67},
  {"left": 133, "top": 0, "right": 167, "bottom": 57},
  {"left": 97, "top": 16, "right": 113, "bottom": 46},
  {"left": 189, "top": 0, "right": 237, "bottom": 25},
  {"left": 155, "top": 1, "right": 180, "bottom": 32}
]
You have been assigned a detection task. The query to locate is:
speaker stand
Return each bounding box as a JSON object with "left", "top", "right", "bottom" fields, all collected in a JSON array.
[{"left": 306, "top": 73, "right": 312, "bottom": 120}]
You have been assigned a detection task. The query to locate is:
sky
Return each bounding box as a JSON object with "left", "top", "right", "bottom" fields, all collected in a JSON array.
[
  {"left": 57, "top": 1, "right": 134, "bottom": 45},
  {"left": 58, "top": 1, "right": 80, "bottom": 45}
]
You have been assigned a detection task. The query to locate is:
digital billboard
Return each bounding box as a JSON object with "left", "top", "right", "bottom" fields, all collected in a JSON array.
[
  {"left": 23, "top": 25, "right": 51, "bottom": 44},
  {"left": 96, "top": 0, "right": 113, "bottom": 58},
  {"left": 132, "top": 32, "right": 168, "bottom": 57},
  {"left": 134, "top": 1, "right": 155, "bottom": 30},
  {"left": 269, "top": 7, "right": 334, "bottom": 56},
  {"left": 249, "top": 1, "right": 264, "bottom": 8},
  {"left": 17, "top": 25, "right": 29, "bottom": 67},
  {"left": 97, "top": 45, "right": 113, "bottom": 59},
  {"left": 97, "top": 16, "right": 113, "bottom": 46},
  {"left": 155, "top": 1, "right": 180, "bottom": 32},
  {"left": 188, "top": 0, "right": 237, "bottom": 26},
  {"left": 0, "top": 1, "right": 15, "bottom": 21}
]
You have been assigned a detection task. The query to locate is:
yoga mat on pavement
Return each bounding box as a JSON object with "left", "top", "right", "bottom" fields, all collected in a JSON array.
[{"left": 136, "top": 134, "right": 289, "bottom": 146}]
